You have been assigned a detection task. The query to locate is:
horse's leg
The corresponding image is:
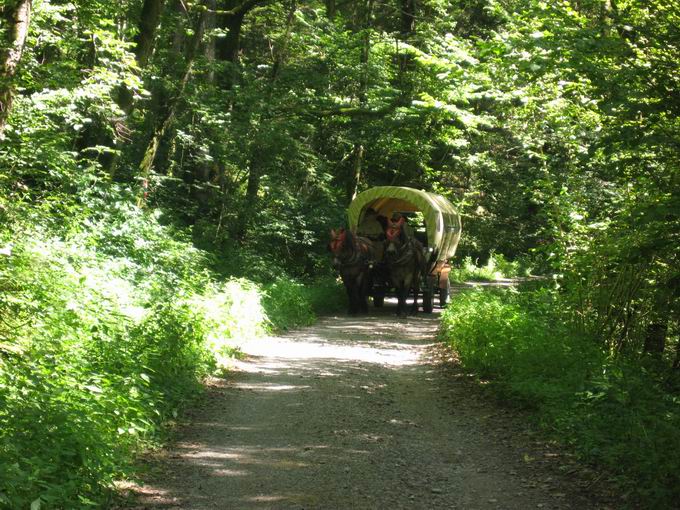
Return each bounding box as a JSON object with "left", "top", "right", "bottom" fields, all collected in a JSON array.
[
  {"left": 344, "top": 277, "right": 356, "bottom": 315},
  {"left": 352, "top": 277, "right": 363, "bottom": 315},
  {"left": 356, "top": 272, "right": 367, "bottom": 313},
  {"left": 397, "top": 280, "right": 408, "bottom": 318},
  {"left": 411, "top": 266, "right": 421, "bottom": 315},
  {"left": 353, "top": 269, "right": 366, "bottom": 315},
  {"left": 361, "top": 272, "right": 370, "bottom": 313}
]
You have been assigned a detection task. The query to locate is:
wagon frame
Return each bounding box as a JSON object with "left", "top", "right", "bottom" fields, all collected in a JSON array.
[{"left": 348, "top": 186, "right": 462, "bottom": 312}]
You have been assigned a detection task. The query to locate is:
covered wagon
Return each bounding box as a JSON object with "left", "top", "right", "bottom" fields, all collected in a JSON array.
[{"left": 348, "top": 186, "right": 462, "bottom": 312}]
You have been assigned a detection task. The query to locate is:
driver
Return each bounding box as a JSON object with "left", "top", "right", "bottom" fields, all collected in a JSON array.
[{"left": 357, "top": 208, "right": 385, "bottom": 261}]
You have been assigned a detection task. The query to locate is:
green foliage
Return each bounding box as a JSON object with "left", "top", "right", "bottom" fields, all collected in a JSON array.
[
  {"left": 449, "top": 253, "right": 531, "bottom": 283},
  {"left": 262, "top": 279, "right": 317, "bottom": 331},
  {"left": 302, "top": 277, "right": 349, "bottom": 316},
  {"left": 190, "top": 278, "right": 268, "bottom": 357},
  {"left": 0, "top": 210, "right": 215, "bottom": 508},
  {"left": 0, "top": 194, "right": 340, "bottom": 509},
  {"left": 262, "top": 277, "right": 346, "bottom": 332},
  {"left": 440, "top": 289, "right": 680, "bottom": 507}
]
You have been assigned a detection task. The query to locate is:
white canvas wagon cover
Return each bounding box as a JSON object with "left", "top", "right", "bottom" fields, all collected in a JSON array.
[{"left": 348, "top": 186, "right": 462, "bottom": 261}]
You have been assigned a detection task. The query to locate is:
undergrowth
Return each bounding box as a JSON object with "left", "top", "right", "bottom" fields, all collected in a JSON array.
[
  {"left": 439, "top": 288, "right": 680, "bottom": 508},
  {"left": 0, "top": 191, "right": 344, "bottom": 509},
  {"left": 449, "top": 253, "right": 532, "bottom": 283}
]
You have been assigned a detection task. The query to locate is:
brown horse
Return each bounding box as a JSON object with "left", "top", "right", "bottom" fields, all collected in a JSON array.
[
  {"left": 384, "top": 217, "right": 425, "bottom": 317},
  {"left": 328, "top": 228, "right": 375, "bottom": 315}
]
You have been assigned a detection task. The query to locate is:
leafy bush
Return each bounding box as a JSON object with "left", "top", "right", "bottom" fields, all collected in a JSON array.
[
  {"left": 0, "top": 223, "right": 215, "bottom": 509},
  {"left": 302, "top": 277, "right": 348, "bottom": 316},
  {"left": 440, "top": 289, "right": 680, "bottom": 507},
  {"left": 190, "top": 278, "right": 268, "bottom": 361},
  {"left": 449, "top": 252, "right": 531, "bottom": 283},
  {"left": 262, "top": 279, "right": 317, "bottom": 331},
  {"left": 0, "top": 199, "right": 342, "bottom": 509},
  {"left": 261, "top": 277, "right": 345, "bottom": 331}
]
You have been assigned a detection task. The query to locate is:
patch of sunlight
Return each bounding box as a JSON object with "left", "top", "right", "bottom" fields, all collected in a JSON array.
[
  {"left": 212, "top": 468, "right": 249, "bottom": 477},
  {"left": 232, "top": 383, "right": 311, "bottom": 392},
  {"left": 228, "top": 358, "right": 295, "bottom": 374},
  {"left": 272, "top": 460, "right": 310, "bottom": 469},
  {"left": 247, "top": 493, "right": 321, "bottom": 504},
  {"left": 185, "top": 451, "right": 242, "bottom": 460},
  {"left": 248, "top": 495, "right": 300, "bottom": 503},
  {"left": 239, "top": 338, "right": 422, "bottom": 366},
  {"left": 190, "top": 278, "right": 268, "bottom": 358}
]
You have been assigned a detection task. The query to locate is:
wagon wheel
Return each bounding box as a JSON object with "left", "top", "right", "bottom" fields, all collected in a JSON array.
[{"left": 439, "top": 279, "right": 451, "bottom": 308}]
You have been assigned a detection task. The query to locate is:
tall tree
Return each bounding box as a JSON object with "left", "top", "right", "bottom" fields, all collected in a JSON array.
[
  {"left": 216, "top": 0, "right": 272, "bottom": 88},
  {"left": 0, "top": 0, "right": 31, "bottom": 137},
  {"left": 138, "top": 4, "right": 209, "bottom": 183}
]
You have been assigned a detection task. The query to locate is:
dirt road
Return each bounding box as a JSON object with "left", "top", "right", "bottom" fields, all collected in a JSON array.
[{"left": 122, "top": 304, "right": 608, "bottom": 510}]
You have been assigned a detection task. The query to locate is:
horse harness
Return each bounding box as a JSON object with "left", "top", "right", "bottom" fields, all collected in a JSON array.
[{"left": 386, "top": 236, "right": 420, "bottom": 266}]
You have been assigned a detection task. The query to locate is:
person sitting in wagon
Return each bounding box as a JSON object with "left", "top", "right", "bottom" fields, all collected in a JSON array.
[
  {"left": 389, "top": 212, "right": 415, "bottom": 239},
  {"left": 357, "top": 207, "right": 385, "bottom": 261},
  {"left": 357, "top": 208, "right": 385, "bottom": 238}
]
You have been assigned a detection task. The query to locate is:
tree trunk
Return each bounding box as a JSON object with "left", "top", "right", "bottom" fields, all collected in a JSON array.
[
  {"left": 138, "top": 7, "right": 207, "bottom": 195},
  {"left": 108, "top": 0, "right": 165, "bottom": 176},
  {"left": 400, "top": 0, "right": 415, "bottom": 39},
  {"left": 643, "top": 321, "right": 667, "bottom": 357},
  {"left": 135, "top": 0, "right": 165, "bottom": 68},
  {"left": 348, "top": 143, "right": 364, "bottom": 203},
  {"left": 232, "top": 147, "right": 261, "bottom": 241},
  {"left": 116, "top": 0, "right": 165, "bottom": 114},
  {"left": 357, "top": 0, "right": 372, "bottom": 104},
  {"left": 234, "top": 0, "right": 297, "bottom": 239},
  {"left": 214, "top": 1, "right": 270, "bottom": 87},
  {"left": 325, "top": 0, "right": 336, "bottom": 19},
  {"left": 204, "top": 0, "right": 217, "bottom": 83},
  {"left": 348, "top": 0, "right": 371, "bottom": 201},
  {"left": 270, "top": 0, "right": 296, "bottom": 81},
  {"left": 216, "top": 10, "right": 245, "bottom": 89},
  {"left": 397, "top": 0, "right": 415, "bottom": 96},
  {"left": 0, "top": 0, "right": 32, "bottom": 137}
]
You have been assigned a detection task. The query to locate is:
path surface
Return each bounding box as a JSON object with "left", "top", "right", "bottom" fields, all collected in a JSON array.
[{"left": 122, "top": 303, "right": 609, "bottom": 510}]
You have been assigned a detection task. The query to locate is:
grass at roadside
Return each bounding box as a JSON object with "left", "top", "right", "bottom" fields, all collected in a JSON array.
[{"left": 439, "top": 288, "right": 680, "bottom": 508}]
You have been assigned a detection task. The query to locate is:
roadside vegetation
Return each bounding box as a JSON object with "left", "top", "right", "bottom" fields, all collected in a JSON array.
[
  {"left": 0, "top": 191, "right": 344, "bottom": 509},
  {"left": 440, "top": 287, "right": 680, "bottom": 507},
  {"left": 449, "top": 253, "right": 533, "bottom": 283}
]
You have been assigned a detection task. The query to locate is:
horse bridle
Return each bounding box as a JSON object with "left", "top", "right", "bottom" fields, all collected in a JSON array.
[{"left": 331, "top": 232, "right": 371, "bottom": 269}]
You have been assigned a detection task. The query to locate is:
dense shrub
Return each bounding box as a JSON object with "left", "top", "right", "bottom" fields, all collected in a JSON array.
[
  {"left": 0, "top": 200, "right": 344, "bottom": 509},
  {"left": 262, "top": 277, "right": 347, "bottom": 331},
  {"left": 440, "top": 289, "right": 680, "bottom": 507}
]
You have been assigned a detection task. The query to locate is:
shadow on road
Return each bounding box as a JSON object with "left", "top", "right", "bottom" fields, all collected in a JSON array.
[{"left": 120, "top": 298, "right": 603, "bottom": 510}]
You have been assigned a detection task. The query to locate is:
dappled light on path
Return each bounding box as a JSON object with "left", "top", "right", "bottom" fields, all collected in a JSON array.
[{"left": 122, "top": 303, "right": 601, "bottom": 510}]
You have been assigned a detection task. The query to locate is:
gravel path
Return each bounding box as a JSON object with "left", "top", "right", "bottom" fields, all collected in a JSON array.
[{"left": 121, "top": 303, "right": 610, "bottom": 510}]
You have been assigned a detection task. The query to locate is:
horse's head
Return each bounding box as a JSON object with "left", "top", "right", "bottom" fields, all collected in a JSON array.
[
  {"left": 328, "top": 228, "right": 347, "bottom": 253},
  {"left": 385, "top": 217, "right": 406, "bottom": 256},
  {"left": 328, "top": 228, "right": 348, "bottom": 267}
]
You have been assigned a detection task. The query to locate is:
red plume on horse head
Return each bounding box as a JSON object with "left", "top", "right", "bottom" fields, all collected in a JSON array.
[
  {"left": 386, "top": 216, "right": 405, "bottom": 241},
  {"left": 328, "top": 227, "right": 347, "bottom": 254}
]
